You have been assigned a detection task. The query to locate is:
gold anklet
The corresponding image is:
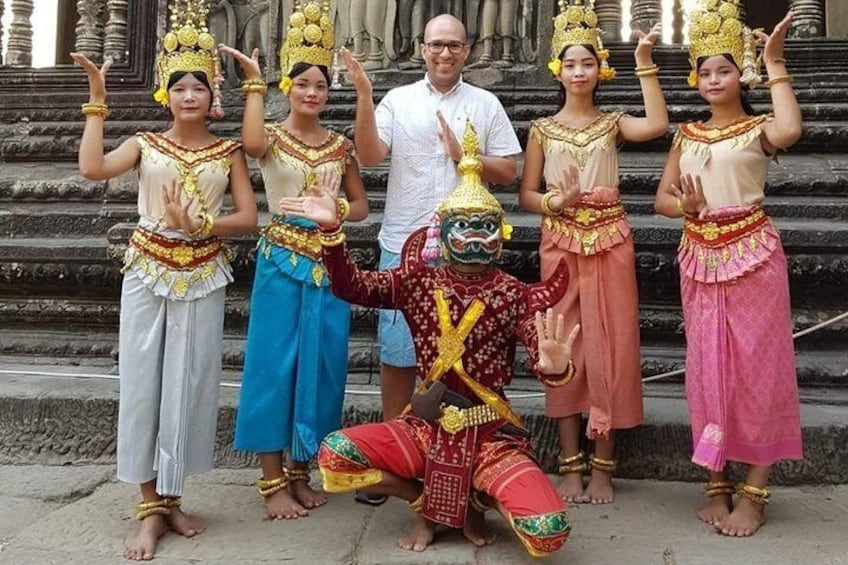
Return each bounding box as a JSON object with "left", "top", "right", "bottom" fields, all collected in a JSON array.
[
  {"left": 408, "top": 492, "right": 424, "bottom": 513},
  {"left": 588, "top": 454, "right": 617, "bottom": 473},
  {"left": 704, "top": 480, "right": 735, "bottom": 497},
  {"left": 737, "top": 483, "right": 771, "bottom": 505},
  {"left": 286, "top": 468, "right": 311, "bottom": 484},
  {"left": 256, "top": 476, "right": 288, "bottom": 498},
  {"left": 556, "top": 450, "right": 587, "bottom": 475}
]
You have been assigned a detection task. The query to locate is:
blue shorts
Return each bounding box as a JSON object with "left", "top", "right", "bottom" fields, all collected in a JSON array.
[{"left": 377, "top": 247, "right": 416, "bottom": 368}]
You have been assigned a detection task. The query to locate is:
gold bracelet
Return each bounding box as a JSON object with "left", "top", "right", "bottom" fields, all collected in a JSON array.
[
  {"left": 765, "top": 75, "right": 792, "bottom": 88},
  {"left": 319, "top": 228, "right": 346, "bottom": 247},
  {"left": 635, "top": 64, "right": 659, "bottom": 77},
  {"left": 337, "top": 198, "right": 350, "bottom": 222},
  {"left": 189, "top": 213, "right": 214, "bottom": 238},
  {"left": 81, "top": 102, "right": 109, "bottom": 118},
  {"left": 540, "top": 191, "right": 560, "bottom": 216},
  {"left": 542, "top": 358, "right": 575, "bottom": 387},
  {"left": 676, "top": 198, "right": 695, "bottom": 217},
  {"left": 240, "top": 78, "right": 268, "bottom": 95}
]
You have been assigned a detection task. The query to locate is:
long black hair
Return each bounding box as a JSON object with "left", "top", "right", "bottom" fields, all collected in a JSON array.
[
  {"left": 288, "top": 61, "right": 330, "bottom": 83},
  {"left": 556, "top": 44, "right": 601, "bottom": 108},
  {"left": 696, "top": 54, "right": 757, "bottom": 116}
]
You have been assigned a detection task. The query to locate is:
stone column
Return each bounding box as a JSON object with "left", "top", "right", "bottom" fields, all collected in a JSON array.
[
  {"left": 0, "top": 0, "right": 5, "bottom": 64},
  {"left": 5, "top": 0, "right": 34, "bottom": 66},
  {"left": 630, "top": 0, "right": 662, "bottom": 34},
  {"left": 595, "top": 0, "right": 622, "bottom": 42},
  {"left": 672, "top": 0, "right": 683, "bottom": 44},
  {"left": 789, "top": 0, "right": 825, "bottom": 37},
  {"left": 103, "top": 0, "right": 129, "bottom": 63},
  {"left": 75, "top": 0, "right": 106, "bottom": 63}
]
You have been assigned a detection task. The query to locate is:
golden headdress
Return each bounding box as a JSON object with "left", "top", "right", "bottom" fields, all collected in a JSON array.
[
  {"left": 421, "top": 120, "right": 511, "bottom": 261},
  {"left": 687, "top": 0, "right": 762, "bottom": 88},
  {"left": 154, "top": 0, "right": 224, "bottom": 117},
  {"left": 549, "top": 0, "right": 615, "bottom": 81},
  {"left": 279, "top": 1, "right": 334, "bottom": 94}
]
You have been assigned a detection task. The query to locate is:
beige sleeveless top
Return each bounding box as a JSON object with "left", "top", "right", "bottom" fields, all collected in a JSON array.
[
  {"left": 259, "top": 124, "right": 355, "bottom": 215},
  {"left": 529, "top": 112, "right": 624, "bottom": 191},
  {"left": 136, "top": 133, "right": 241, "bottom": 219},
  {"left": 674, "top": 115, "right": 773, "bottom": 210}
]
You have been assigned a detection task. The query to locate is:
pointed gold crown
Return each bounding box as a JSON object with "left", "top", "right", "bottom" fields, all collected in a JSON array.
[
  {"left": 154, "top": 0, "right": 222, "bottom": 109},
  {"left": 550, "top": 0, "right": 615, "bottom": 81},
  {"left": 279, "top": 1, "right": 334, "bottom": 92},
  {"left": 687, "top": 0, "right": 762, "bottom": 87},
  {"left": 435, "top": 121, "right": 504, "bottom": 219}
]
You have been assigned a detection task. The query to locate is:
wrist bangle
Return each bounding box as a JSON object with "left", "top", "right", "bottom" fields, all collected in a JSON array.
[
  {"left": 765, "top": 75, "right": 792, "bottom": 88},
  {"left": 542, "top": 358, "right": 575, "bottom": 388},
  {"left": 240, "top": 79, "right": 268, "bottom": 95},
  {"left": 318, "top": 228, "right": 346, "bottom": 247},
  {"left": 540, "top": 191, "right": 561, "bottom": 216},
  {"left": 81, "top": 102, "right": 109, "bottom": 118},
  {"left": 337, "top": 198, "right": 350, "bottom": 222},
  {"left": 676, "top": 198, "right": 695, "bottom": 217},
  {"left": 189, "top": 213, "right": 214, "bottom": 238},
  {"left": 634, "top": 64, "right": 659, "bottom": 77}
]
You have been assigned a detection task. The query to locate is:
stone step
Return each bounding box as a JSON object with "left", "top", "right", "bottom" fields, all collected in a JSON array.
[
  {"left": 1, "top": 327, "right": 845, "bottom": 389},
  {"left": 0, "top": 363, "right": 845, "bottom": 484}
]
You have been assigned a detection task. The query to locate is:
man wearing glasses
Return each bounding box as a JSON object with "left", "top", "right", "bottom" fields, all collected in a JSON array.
[{"left": 341, "top": 14, "right": 521, "bottom": 506}]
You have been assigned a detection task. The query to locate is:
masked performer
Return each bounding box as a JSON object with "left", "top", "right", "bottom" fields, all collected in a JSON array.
[
  {"left": 72, "top": 0, "right": 258, "bottom": 559},
  {"left": 219, "top": 0, "right": 368, "bottom": 520},
  {"left": 654, "top": 2, "right": 803, "bottom": 537},
  {"left": 281, "top": 122, "right": 578, "bottom": 557}
]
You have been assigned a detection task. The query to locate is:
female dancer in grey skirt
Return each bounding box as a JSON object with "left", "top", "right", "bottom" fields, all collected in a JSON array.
[{"left": 71, "top": 2, "right": 256, "bottom": 560}]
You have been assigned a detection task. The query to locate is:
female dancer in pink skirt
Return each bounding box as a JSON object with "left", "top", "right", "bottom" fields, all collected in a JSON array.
[
  {"left": 655, "top": 3, "right": 803, "bottom": 537},
  {"left": 520, "top": 1, "right": 667, "bottom": 504}
]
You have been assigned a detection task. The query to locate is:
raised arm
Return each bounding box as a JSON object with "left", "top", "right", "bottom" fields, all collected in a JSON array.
[
  {"left": 757, "top": 12, "right": 803, "bottom": 152},
  {"left": 343, "top": 48, "right": 389, "bottom": 167},
  {"left": 619, "top": 23, "right": 669, "bottom": 143},
  {"left": 71, "top": 52, "right": 140, "bottom": 180},
  {"left": 219, "top": 45, "right": 268, "bottom": 159}
]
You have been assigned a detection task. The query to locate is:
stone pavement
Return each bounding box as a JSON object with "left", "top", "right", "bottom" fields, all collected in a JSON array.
[{"left": 1, "top": 465, "right": 847, "bottom": 565}]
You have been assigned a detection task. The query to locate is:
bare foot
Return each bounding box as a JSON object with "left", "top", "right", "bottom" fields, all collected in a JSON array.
[
  {"left": 123, "top": 514, "right": 168, "bottom": 561},
  {"left": 289, "top": 479, "right": 327, "bottom": 510},
  {"left": 167, "top": 506, "right": 206, "bottom": 537},
  {"left": 462, "top": 507, "right": 497, "bottom": 547},
  {"left": 264, "top": 488, "right": 308, "bottom": 520},
  {"left": 556, "top": 473, "right": 586, "bottom": 503},
  {"left": 397, "top": 513, "right": 436, "bottom": 552},
  {"left": 583, "top": 470, "right": 614, "bottom": 504},
  {"left": 717, "top": 497, "right": 766, "bottom": 537},
  {"left": 697, "top": 495, "right": 732, "bottom": 526}
]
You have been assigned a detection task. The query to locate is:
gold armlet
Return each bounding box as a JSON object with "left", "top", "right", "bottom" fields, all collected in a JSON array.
[
  {"left": 256, "top": 476, "right": 288, "bottom": 498},
  {"left": 542, "top": 359, "right": 575, "bottom": 388},
  {"left": 469, "top": 491, "right": 490, "bottom": 513},
  {"left": 408, "top": 492, "right": 424, "bottom": 514},
  {"left": 765, "top": 75, "right": 792, "bottom": 88},
  {"left": 240, "top": 79, "right": 268, "bottom": 95},
  {"left": 337, "top": 198, "right": 350, "bottom": 222},
  {"left": 635, "top": 64, "right": 659, "bottom": 77},
  {"left": 704, "top": 480, "right": 735, "bottom": 497},
  {"left": 736, "top": 483, "right": 771, "bottom": 505},
  {"left": 319, "top": 228, "right": 346, "bottom": 247},
  {"left": 81, "top": 102, "right": 109, "bottom": 118},
  {"left": 588, "top": 454, "right": 617, "bottom": 473},
  {"left": 540, "top": 191, "right": 560, "bottom": 217},
  {"left": 285, "top": 468, "right": 311, "bottom": 484}
]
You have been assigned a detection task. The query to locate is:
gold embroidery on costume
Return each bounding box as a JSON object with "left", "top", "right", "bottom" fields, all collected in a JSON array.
[
  {"left": 530, "top": 113, "right": 623, "bottom": 170},
  {"left": 673, "top": 115, "right": 772, "bottom": 165},
  {"left": 267, "top": 125, "right": 351, "bottom": 194}
]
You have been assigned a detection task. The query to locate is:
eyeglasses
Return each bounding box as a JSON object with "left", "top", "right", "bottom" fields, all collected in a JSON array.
[{"left": 424, "top": 42, "right": 466, "bottom": 55}]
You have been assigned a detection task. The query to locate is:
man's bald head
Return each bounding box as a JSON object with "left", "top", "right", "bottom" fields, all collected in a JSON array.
[{"left": 423, "top": 14, "right": 468, "bottom": 44}]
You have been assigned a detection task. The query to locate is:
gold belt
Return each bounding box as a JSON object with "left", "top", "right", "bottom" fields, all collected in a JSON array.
[
  {"left": 683, "top": 208, "right": 768, "bottom": 246},
  {"left": 129, "top": 228, "right": 222, "bottom": 270},
  {"left": 438, "top": 404, "right": 502, "bottom": 435},
  {"left": 559, "top": 202, "right": 625, "bottom": 228},
  {"left": 262, "top": 220, "right": 322, "bottom": 261}
]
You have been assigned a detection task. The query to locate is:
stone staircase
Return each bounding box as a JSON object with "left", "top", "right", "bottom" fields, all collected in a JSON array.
[{"left": 1, "top": 42, "right": 846, "bottom": 483}]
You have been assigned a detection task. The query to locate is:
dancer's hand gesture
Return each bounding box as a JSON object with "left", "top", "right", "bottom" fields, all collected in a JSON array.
[
  {"left": 670, "top": 173, "right": 709, "bottom": 219},
  {"left": 161, "top": 179, "right": 201, "bottom": 233},
  {"left": 546, "top": 165, "right": 582, "bottom": 213},
  {"left": 279, "top": 170, "right": 342, "bottom": 227},
  {"left": 535, "top": 308, "right": 581, "bottom": 376},
  {"left": 757, "top": 12, "right": 793, "bottom": 65},
  {"left": 218, "top": 44, "right": 262, "bottom": 81},
  {"left": 70, "top": 52, "right": 112, "bottom": 104},
  {"left": 632, "top": 22, "right": 662, "bottom": 68},
  {"left": 342, "top": 47, "right": 372, "bottom": 98}
]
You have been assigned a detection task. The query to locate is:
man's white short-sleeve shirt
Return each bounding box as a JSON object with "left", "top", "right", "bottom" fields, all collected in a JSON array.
[{"left": 375, "top": 74, "right": 521, "bottom": 253}]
